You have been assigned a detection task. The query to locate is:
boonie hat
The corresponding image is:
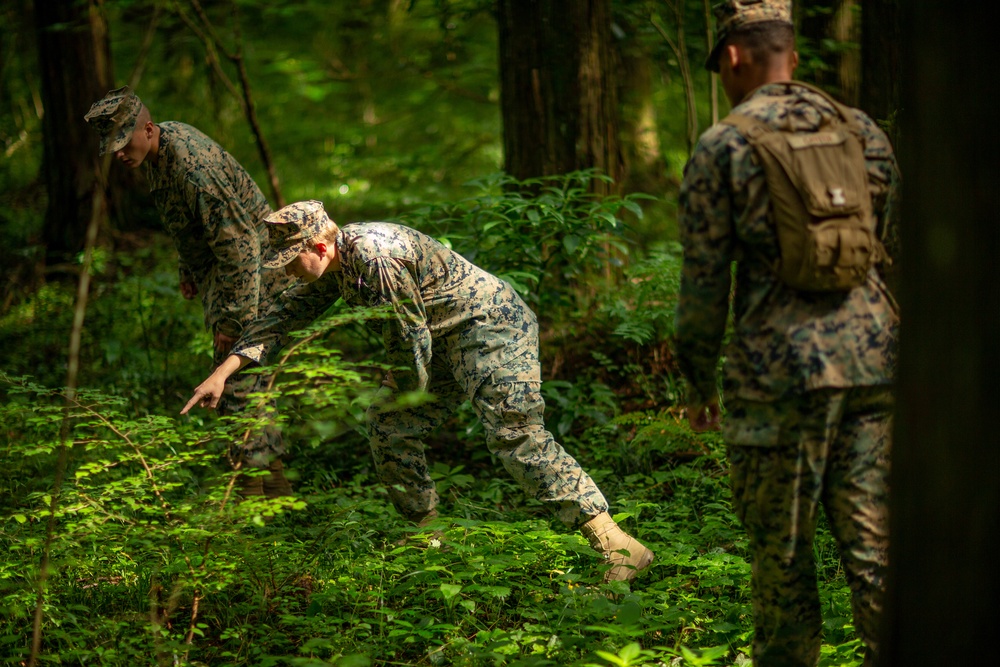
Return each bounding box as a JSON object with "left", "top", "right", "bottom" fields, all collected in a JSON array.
[
  {"left": 705, "top": 0, "right": 792, "bottom": 72},
  {"left": 263, "top": 200, "right": 335, "bottom": 268},
  {"left": 84, "top": 86, "right": 143, "bottom": 155}
]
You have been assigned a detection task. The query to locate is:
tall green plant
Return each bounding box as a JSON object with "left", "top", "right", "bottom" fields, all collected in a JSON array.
[{"left": 403, "top": 170, "right": 654, "bottom": 311}]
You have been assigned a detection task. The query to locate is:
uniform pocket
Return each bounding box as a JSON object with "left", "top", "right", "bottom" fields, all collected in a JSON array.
[{"left": 723, "top": 399, "right": 783, "bottom": 446}]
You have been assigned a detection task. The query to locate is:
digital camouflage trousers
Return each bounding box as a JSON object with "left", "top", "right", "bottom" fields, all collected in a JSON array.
[
  {"left": 724, "top": 386, "right": 892, "bottom": 667},
  {"left": 214, "top": 346, "right": 284, "bottom": 469},
  {"left": 366, "top": 355, "right": 608, "bottom": 529},
  {"left": 212, "top": 267, "right": 290, "bottom": 469}
]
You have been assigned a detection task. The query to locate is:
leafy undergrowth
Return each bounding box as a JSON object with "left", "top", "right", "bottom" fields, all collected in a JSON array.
[
  {"left": 0, "top": 172, "right": 864, "bottom": 666},
  {"left": 1, "top": 375, "right": 864, "bottom": 667}
]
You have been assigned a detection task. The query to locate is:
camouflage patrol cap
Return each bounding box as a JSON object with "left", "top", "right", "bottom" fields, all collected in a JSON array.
[
  {"left": 705, "top": 0, "right": 793, "bottom": 72},
  {"left": 84, "top": 86, "right": 143, "bottom": 155},
  {"left": 263, "top": 200, "right": 336, "bottom": 268}
]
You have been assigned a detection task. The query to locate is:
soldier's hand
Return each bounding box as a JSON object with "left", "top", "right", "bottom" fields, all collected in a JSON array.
[
  {"left": 687, "top": 399, "right": 721, "bottom": 432},
  {"left": 214, "top": 331, "right": 238, "bottom": 356},
  {"left": 181, "top": 375, "right": 226, "bottom": 414},
  {"left": 180, "top": 280, "right": 198, "bottom": 300}
]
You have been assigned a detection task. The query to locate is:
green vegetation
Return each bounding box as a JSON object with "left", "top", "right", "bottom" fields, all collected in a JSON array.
[
  {"left": 1, "top": 176, "right": 864, "bottom": 666},
  {"left": 0, "top": 367, "right": 864, "bottom": 666}
]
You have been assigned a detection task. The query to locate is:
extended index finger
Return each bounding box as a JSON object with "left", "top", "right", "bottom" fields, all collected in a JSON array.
[{"left": 180, "top": 391, "right": 203, "bottom": 415}]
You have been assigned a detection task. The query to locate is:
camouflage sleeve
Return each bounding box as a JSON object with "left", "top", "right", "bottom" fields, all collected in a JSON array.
[
  {"left": 853, "top": 111, "right": 901, "bottom": 246},
  {"left": 674, "top": 130, "right": 736, "bottom": 405},
  {"left": 231, "top": 276, "right": 339, "bottom": 365},
  {"left": 177, "top": 262, "right": 196, "bottom": 286},
  {"left": 189, "top": 184, "right": 264, "bottom": 337},
  {"left": 854, "top": 110, "right": 902, "bottom": 288},
  {"left": 360, "top": 256, "right": 432, "bottom": 394}
]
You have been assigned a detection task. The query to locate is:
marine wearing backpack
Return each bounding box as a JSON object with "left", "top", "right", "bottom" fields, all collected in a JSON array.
[
  {"left": 722, "top": 80, "right": 886, "bottom": 291},
  {"left": 674, "top": 2, "right": 901, "bottom": 664}
]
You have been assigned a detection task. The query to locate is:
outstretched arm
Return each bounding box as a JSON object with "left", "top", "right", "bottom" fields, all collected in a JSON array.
[{"left": 180, "top": 354, "right": 250, "bottom": 414}]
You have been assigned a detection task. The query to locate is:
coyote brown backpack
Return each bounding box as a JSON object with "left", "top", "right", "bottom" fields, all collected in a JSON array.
[{"left": 722, "top": 81, "right": 885, "bottom": 291}]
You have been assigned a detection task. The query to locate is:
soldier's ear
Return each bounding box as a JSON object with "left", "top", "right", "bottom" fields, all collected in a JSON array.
[
  {"left": 314, "top": 242, "right": 327, "bottom": 255},
  {"left": 724, "top": 43, "right": 742, "bottom": 71}
]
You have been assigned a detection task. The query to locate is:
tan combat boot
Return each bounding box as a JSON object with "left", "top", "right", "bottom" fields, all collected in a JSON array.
[
  {"left": 581, "top": 512, "right": 654, "bottom": 582},
  {"left": 235, "top": 458, "right": 293, "bottom": 499},
  {"left": 395, "top": 508, "right": 444, "bottom": 547},
  {"left": 261, "top": 459, "right": 293, "bottom": 498},
  {"left": 414, "top": 508, "right": 439, "bottom": 528},
  {"left": 235, "top": 469, "right": 264, "bottom": 498}
]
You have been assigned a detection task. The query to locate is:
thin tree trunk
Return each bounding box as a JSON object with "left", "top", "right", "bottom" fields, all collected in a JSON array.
[
  {"left": 182, "top": 0, "right": 284, "bottom": 207},
  {"left": 796, "top": 0, "right": 859, "bottom": 104},
  {"left": 650, "top": 5, "right": 698, "bottom": 156},
  {"left": 704, "top": 0, "right": 719, "bottom": 123},
  {"left": 831, "top": 0, "right": 859, "bottom": 106}
]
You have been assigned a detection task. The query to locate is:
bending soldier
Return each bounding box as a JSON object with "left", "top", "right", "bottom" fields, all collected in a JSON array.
[
  {"left": 85, "top": 86, "right": 294, "bottom": 496},
  {"left": 183, "top": 200, "right": 654, "bottom": 583}
]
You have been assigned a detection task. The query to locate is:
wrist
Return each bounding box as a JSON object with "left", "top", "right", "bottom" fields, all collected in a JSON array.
[{"left": 216, "top": 354, "right": 247, "bottom": 378}]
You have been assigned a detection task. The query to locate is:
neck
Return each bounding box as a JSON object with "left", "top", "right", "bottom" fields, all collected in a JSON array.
[
  {"left": 736, "top": 71, "right": 793, "bottom": 106},
  {"left": 148, "top": 124, "right": 161, "bottom": 166},
  {"left": 758, "top": 59, "right": 796, "bottom": 87},
  {"left": 327, "top": 238, "right": 341, "bottom": 272}
]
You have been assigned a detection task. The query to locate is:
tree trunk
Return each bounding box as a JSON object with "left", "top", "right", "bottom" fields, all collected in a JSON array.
[
  {"left": 34, "top": 0, "right": 115, "bottom": 264},
  {"left": 796, "top": 0, "right": 859, "bottom": 105},
  {"left": 860, "top": 1, "right": 900, "bottom": 137},
  {"left": 831, "top": 0, "right": 859, "bottom": 106},
  {"left": 616, "top": 14, "right": 667, "bottom": 195},
  {"left": 497, "top": 0, "right": 623, "bottom": 195},
  {"left": 880, "top": 3, "right": 1000, "bottom": 665}
]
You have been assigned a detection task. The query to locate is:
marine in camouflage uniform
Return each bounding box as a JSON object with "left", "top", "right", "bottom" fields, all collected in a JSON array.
[
  {"left": 186, "top": 201, "right": 654, "bottom": 582},
  {"left": 238, "top": 216, "right": 609, "bottom": 526},
  {"left": 674, "top": 2, "right": 899, "bottom": 665},
  {"left": 84, "top": 87, "right": 294, "bottom": 478}
]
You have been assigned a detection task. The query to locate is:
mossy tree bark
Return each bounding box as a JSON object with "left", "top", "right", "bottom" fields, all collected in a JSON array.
[{"left": 497, "top": 0, "right": 623, "bottom": 195}]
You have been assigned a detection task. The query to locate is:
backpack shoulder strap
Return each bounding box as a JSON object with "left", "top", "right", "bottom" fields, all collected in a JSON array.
[
  {"left": 723, "top": 81, "right": 864, "bottom": 138},
  {"left": 720, "top": 111, "right": 772, "bottom": 144},
  {"left": 784, "top": 80, "right": 864, "bottom": 137}
]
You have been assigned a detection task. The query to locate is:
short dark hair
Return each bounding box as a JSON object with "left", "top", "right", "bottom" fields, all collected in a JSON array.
[{"left": 728, "top": 21, "right": 794, "bottom": 64}]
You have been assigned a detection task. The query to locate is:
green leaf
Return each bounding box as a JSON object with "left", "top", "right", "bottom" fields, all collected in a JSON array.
[
  {"left": 594, "top": 650, "right": 627, "bottom": 666},
  {"left": 562, "top": 234, "right": 581, "bottom": 255},
  {"left": 616, "top": 600, "right": 642, "bottom": 626},
  {"left": 439, "top": 583, "right": 462, "bottom": 603},
  {"left": 336, "top": 655, "right": 372, "bottom": 667},
  {"left": 620, "top": 643, "right": 643, "bottom": 661},
  {"left": 622, "top": 199, "right": 644, "bottom": 219}
]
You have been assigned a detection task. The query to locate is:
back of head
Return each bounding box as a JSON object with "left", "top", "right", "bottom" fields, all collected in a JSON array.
[
  {"left": 262, "top": 200, "right": 339, "bottom": 269},
  {"left": 706, "top": 0, "right": 793, "bottom": 72},
  {"left": 728, "top": 20, "right": 795, "bottom": 68}
]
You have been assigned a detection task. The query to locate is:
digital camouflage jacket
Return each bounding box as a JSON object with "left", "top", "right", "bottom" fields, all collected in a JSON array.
[
  {"left": 675, "top": 82, "right": 901, "bottom": 404},
  {"left": 233, "top": 223, "right": 536, "bottom": 396},
  {"left": 144, "top": 122, "right": 281, "bottom": 337}
]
